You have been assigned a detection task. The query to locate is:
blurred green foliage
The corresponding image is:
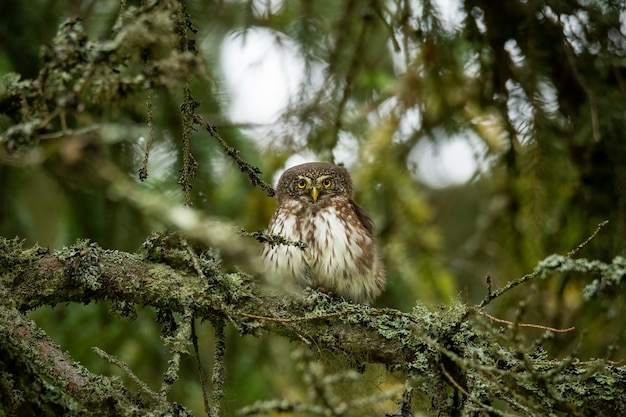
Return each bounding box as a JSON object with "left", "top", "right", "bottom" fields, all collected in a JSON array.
[{"left": 0, "top": 0, "right": 625, "bottom": 415}]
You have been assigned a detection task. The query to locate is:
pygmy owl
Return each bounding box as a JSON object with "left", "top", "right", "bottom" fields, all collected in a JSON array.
[{"left": 262, "top": 162, "right": 385, "bottom": 304}]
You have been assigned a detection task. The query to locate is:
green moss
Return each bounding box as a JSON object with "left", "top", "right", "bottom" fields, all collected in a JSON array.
[{"left": 0, "top": 237, "right": 48, "bottom": 286}]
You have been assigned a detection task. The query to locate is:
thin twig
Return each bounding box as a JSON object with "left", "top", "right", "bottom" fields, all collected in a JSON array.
[
  {"left": 478, "top": 220, "right": 609, "bottom": 308},
  {"left": 542, "top": 331, "right": 586, "bottom": 380},
  {"left": 477, "top": 310, "right": 575, "bottom": 333},
  {"left": 191, "top": 319, "right": 211, "bottom": 416},
  {"left": 92, "top": 346, "right": 160, "bottom": 402},
  {"left": 241, "top": 310, "right": 359, "bottom": 323},
  {"left": 477, "top": 270, "right": 538, "bottom": 309},
  {"left": 566, "top": 220, "right": 609, "bottom": 258},
  {"left": 373, "top": 3, "right": 400, "bottom": 52},
  {"left": 37, "top": 125, "right": 101, "bottom": 140},
  {"left": 440, "top": 364, "right": 509, "bottom": 417},
  {"left": 533, "top": 359, "right": 623, "bottom": 367},
  {"left": 193, "top": 114, "right": 275, "bottom": 197},
  {"left": 181, "top": 237, "right": 206, "bottom": 279}
]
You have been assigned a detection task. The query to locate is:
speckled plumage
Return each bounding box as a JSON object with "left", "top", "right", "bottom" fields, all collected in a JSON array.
[{"left": 262, "top": 162, "right": 385, "bottom": 304}]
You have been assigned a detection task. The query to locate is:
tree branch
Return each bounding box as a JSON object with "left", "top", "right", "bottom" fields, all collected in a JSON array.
[
  {"left": 1, "top": 235, "right": 625, "bottom": 416},
  {"left": 0, "top": 303, "right": 191, "bottom": 416}
]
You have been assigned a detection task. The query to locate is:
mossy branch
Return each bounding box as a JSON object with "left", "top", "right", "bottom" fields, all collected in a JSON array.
[
  {"left": 194, "top": 114, "right": 276, "bottom": 197},
  {"left": 0, "top": 301, "right": 192, "bottom": 416},
  {"left": 0, "top": 234, "right": 625, "bottom": 416}
]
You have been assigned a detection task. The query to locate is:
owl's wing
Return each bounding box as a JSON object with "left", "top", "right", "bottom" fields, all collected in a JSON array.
[{"left": 350, "top": 200, "right": 375, "bottom": 235}]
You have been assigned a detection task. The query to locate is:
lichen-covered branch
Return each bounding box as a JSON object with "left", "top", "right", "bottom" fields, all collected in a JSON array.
[
  {"left": 0, "top": 0, "right": 203, "bottom": 152},
  {"left": 0, "top": 236, "right": 420, "bottom": 365},
  {"left": 193, "top": 114, "right": 276, "bottom": 197},
  {"left": 0, "top": 235, "right": 625, "bottom": 416},
  {"left": 0, "top": 301, "right": 192, "bottom": 416}
]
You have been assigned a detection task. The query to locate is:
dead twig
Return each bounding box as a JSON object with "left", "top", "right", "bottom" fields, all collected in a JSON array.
[{"left": 476, "top": 310, "right": 575, "bottom": 333}]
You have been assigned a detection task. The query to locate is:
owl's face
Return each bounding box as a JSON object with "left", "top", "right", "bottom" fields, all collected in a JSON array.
[{"left": 276, "top": 162, "right": 354, "bottom": 205}]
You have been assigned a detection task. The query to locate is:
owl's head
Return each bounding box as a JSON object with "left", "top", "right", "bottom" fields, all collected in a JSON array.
[{"left": 276, "top": 162, "right": 354, "bottom": 204}]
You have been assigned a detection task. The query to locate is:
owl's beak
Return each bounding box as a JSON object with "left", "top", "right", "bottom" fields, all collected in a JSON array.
[{"left": 310, "top": 186, "right": 319, "bottom": 202}]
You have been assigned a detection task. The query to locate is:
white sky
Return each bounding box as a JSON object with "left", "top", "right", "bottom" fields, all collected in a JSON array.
[{"left": 218, "top": 0, "right": 484, "bottom": 188}]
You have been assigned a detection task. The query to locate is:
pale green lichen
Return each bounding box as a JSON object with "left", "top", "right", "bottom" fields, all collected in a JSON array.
[
  {"left": 535, "top": 254, "right": 626, "bottom": 300},
  {"left": 53, "top": 240, "right": 102, "bottom": 291},
  {"left": 0, "top": 238, "right": 48, "bottom": 286}
]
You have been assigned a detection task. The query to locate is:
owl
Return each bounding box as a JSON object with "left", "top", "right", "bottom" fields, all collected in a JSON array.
[{"left": 262, "top": 162, "right": 385, "bottom": 304}]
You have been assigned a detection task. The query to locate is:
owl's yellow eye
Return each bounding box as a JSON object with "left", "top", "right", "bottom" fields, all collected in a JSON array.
[
  {"left": 297, "top": 179, "right": 307, "bottom": 189},
  {"left": 322, "top": 178, "right": 332, "bottom": 188}
]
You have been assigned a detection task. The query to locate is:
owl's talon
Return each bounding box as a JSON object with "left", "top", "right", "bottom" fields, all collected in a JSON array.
[
  {"left": 316, "top": 287, "right": 334, "bottom": 298},
  {"left": 316, "top": 286, "right": 327, "bottom": 294}
]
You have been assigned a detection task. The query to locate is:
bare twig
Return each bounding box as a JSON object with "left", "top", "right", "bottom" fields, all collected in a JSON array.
[
  {"left": 477, "top": 270, "right": 538, "bottom": 309},
  {"left": 373, "top": 4, "right": 401, "bottom": 52},
  {"left": 191, "top": 319, "right": 211, "bottom": 416},
  {"left": 181, "top": 237, "right": 206, "bottom": 278},
  {"left": 241, "top": 310, "right": 360, "bottom": 323},
  {"left": 440, "top": 364, "right": 510, "bottom": 417},
  {"left": 566, "top": 220, "right": 609, "bottom": 258},
  {"left": 476, "top": 310, "right": 575, "bottom": 333},
  {"left": 92, "top": 347, "right": 161, "bottom": 402}
]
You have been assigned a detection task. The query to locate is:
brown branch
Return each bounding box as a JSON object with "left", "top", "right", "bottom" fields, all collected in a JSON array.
[{"left": 476, "top": 310, "right": 575, "bottom": 333}]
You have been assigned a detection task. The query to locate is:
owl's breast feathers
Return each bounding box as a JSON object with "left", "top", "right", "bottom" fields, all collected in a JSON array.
[{"left": 262, "top": 197, "right": 384, "bottom": 304}]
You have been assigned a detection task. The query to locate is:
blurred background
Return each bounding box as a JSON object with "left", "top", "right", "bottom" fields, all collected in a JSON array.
[{"left": 0, "top": 0, "right": 625, "bottom": 415}]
